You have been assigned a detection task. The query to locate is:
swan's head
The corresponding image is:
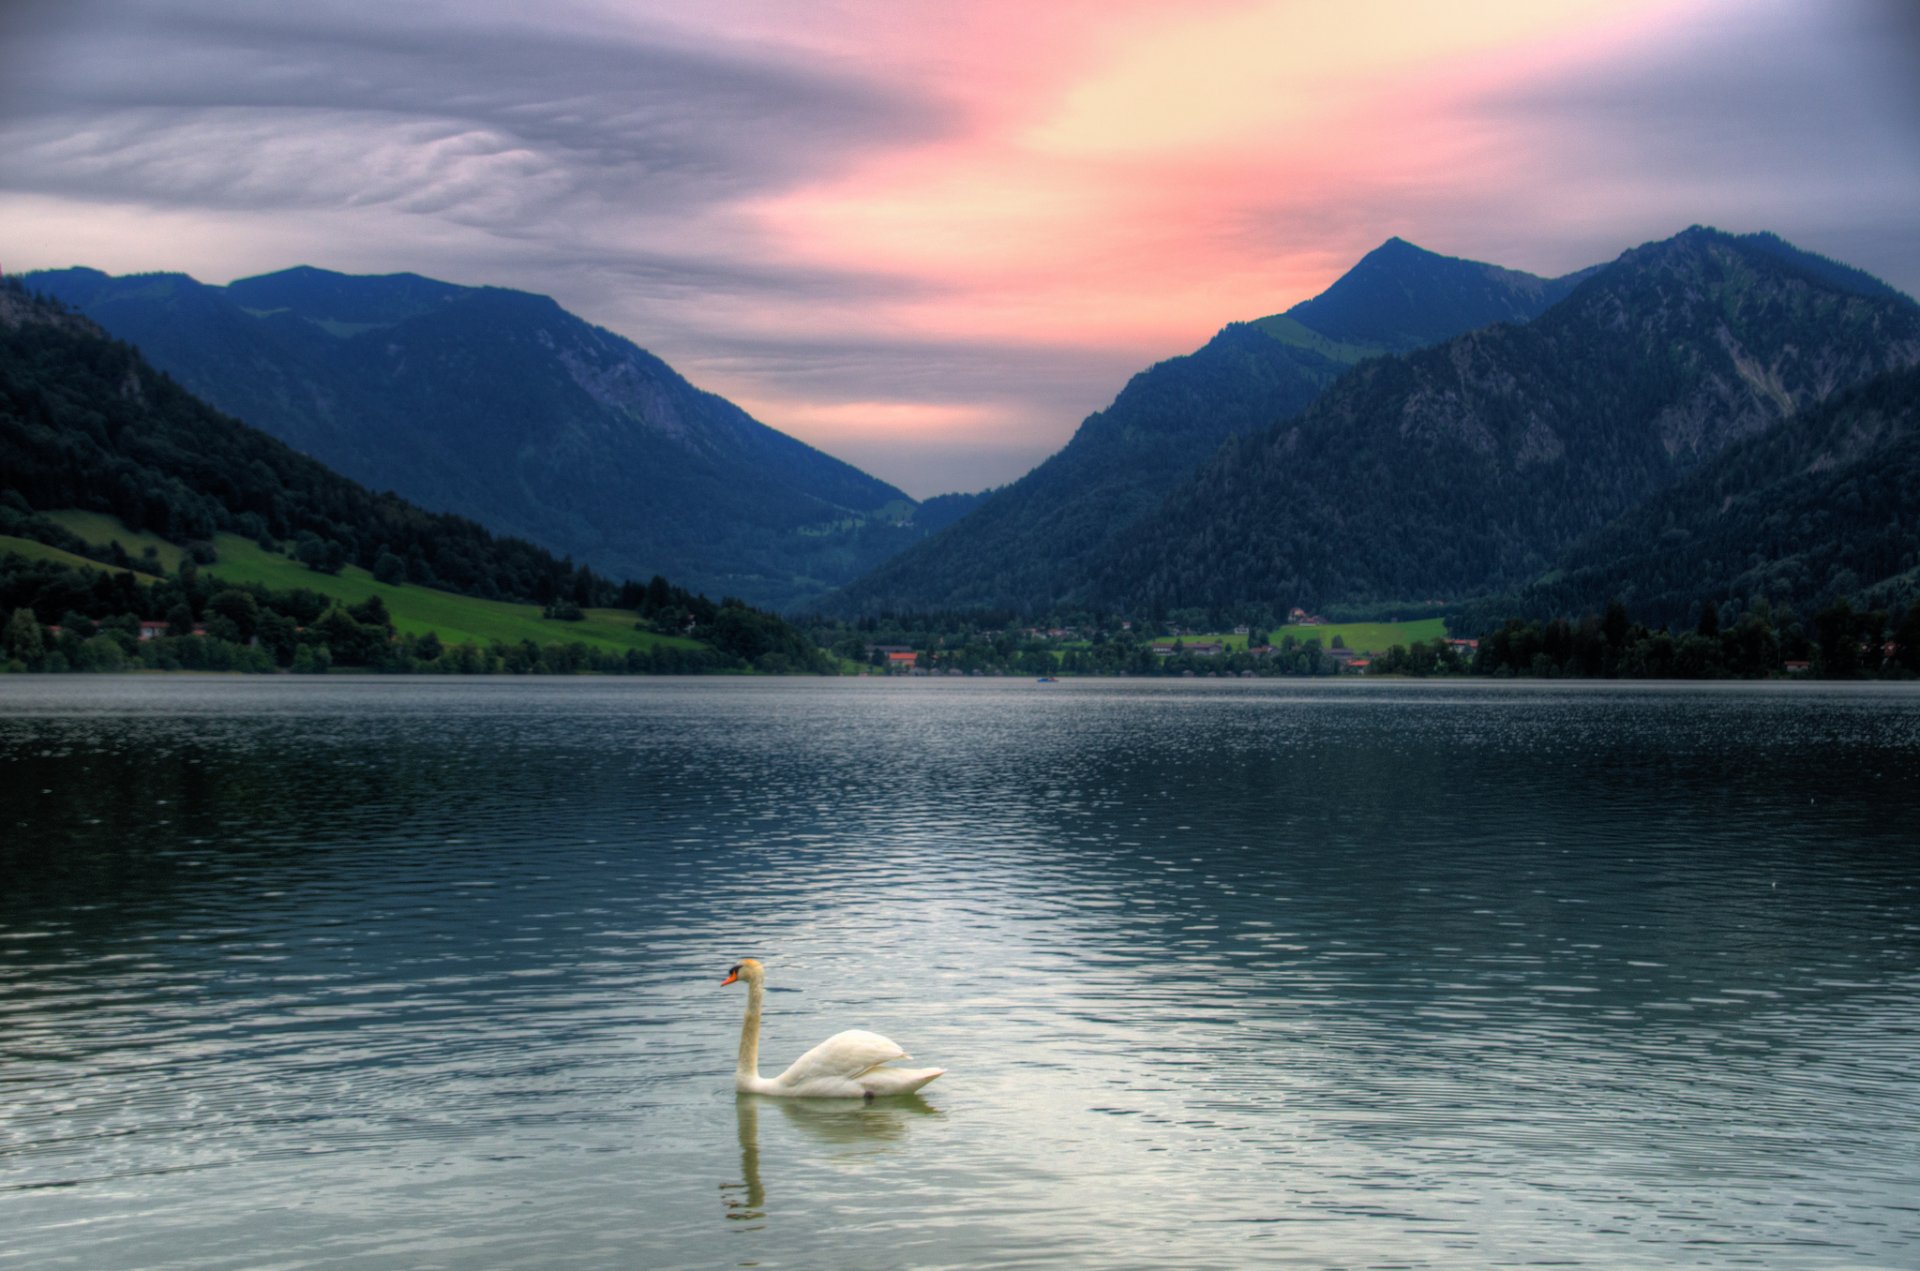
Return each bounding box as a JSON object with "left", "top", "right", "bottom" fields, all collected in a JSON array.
[{"left": 721, "top": 958, "right": 764, "bottom": 987}]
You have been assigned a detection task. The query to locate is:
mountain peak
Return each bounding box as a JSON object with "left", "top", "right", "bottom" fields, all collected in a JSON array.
[
  {"left": 1283, "top": 237, "right": 1577, "bottom": 352},
  {"left": 1601, "top": 227, "right": 1915, "bottom": 307},
  {"left": 1368, "top": 235, "right": 1433, "bottom": 257},
  {"left": 224, "top": 266, "right": 470, "bottom": 326}
]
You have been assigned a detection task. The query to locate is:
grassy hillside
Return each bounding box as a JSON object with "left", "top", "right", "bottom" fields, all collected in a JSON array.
[
  {"left": 1171, "top": 619, "right": 1449, "bottom": 652},
  {"left": 1277, "top": 619, "right": 1447, "bottom": 651},
  {"left": 0, "top": 534, "right": 127, "bottom": 575},
  {"left": 42, "top": 510, "right": 701, "bottom": 654}
]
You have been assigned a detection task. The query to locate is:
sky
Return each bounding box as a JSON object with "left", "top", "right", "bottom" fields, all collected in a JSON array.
[{"left": 3, "top": 1, "right": 1917, "bottom": 498}]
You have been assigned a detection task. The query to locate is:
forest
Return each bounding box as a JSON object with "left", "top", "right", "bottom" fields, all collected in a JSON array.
[{"left": 0, "top": 279, "right": 829, "bottom": 674}]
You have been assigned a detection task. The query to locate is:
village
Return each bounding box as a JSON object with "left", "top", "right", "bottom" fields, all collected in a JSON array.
[{"left": 854, "top": 606, "right": 1480, "bottom": 677}]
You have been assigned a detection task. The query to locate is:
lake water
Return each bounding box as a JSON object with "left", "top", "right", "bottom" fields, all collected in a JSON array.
[{"left": 2, "top": 676, "right": 1917, "bottom": 1269}]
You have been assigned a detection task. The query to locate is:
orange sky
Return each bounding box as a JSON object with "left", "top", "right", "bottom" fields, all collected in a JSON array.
[{"left": 4, "top": 0, "right": 1916, "bottom": 494}]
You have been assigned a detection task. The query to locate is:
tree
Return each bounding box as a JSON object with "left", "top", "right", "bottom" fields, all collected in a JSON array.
[
  {"left": 4, "top": 608, "right": 45, "bottom": 665},
  {"left": 75, "top": 632, "right": 126, "bottom": 672},
  {"left": 295, "top": 532, "right": 344, "bottom": 574},
  {"left": 1816, "top": 599, "right": 1860, "bottom": 677},
  {"left": 314, "top": 606, "right": 381, "bottom": 665},
  {"left": 1896, "top": 605, "right": 1920, "bottom": 674},
  {"left": 207, "top": 589, "right": 260, "bottom": 641},
  {"left": 347, "top": 594, "right": 391, "bottom": 630}
]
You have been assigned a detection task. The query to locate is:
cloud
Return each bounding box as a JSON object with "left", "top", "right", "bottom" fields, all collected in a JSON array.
[
  {"left": 0, "top": 0, "right": 952, "bottom": 274},
  {"left": 1443, "top": 0, "right": 1920, "bottom": 281},
  {"left": 4, "top": 0, "right": 1917, "bottom": 500}
]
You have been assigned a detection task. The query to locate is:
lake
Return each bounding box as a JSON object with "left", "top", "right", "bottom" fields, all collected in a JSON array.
[{"left": 2, "top": 676, "right": 1917, "bottom": 1269}]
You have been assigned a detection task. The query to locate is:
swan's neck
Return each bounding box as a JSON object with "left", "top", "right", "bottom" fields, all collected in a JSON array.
[{"left": 736, "top": 980, "right": 764, "bottom": 1083}]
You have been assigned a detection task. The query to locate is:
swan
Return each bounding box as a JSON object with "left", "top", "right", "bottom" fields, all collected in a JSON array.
[{"left": 722, "top": 958, "right": 945, "bottom": 1098}]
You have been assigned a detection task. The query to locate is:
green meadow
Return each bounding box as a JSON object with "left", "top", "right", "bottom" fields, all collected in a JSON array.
[
  {"left": 35, "top": 511, "right": 703, "bottom": 655},
  {"left": 2, "top": 533, "right": 144, "bottom": 575},
  {"left": 1173, "top": 618, "right": 1451, "bottom": 653}
]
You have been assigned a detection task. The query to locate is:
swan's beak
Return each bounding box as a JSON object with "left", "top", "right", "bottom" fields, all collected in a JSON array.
[{"left": 720, "top": 970, "right": 739, "bottom": 986}]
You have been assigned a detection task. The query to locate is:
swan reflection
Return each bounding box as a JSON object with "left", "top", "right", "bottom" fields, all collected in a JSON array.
[{"left": 723, "top": 1092, "right": 940, "bottom": 1223}]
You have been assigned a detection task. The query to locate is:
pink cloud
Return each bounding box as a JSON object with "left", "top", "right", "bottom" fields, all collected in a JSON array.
[{"left": 5, "top": 0, "right": 1915, "bottom": 498}]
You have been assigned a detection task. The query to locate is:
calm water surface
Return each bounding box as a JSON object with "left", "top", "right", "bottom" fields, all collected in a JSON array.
[{"left": 1, "top": 676, "right": 1917, "bottom": 1269}]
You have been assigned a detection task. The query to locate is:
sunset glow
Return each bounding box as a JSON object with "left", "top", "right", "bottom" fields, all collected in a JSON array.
[{"left": 3, "top": 0, "right": 1915, "bottom": 495}]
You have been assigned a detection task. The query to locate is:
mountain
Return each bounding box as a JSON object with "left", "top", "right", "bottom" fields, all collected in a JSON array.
[
  {"left": 1084, "top": 228, "right": 1920, "bottom": 620},
  {"left": 0, "top": 278, "right": 827, "bottom": 671},
  {"left": 1283, "top": 235, "right": 1595, "bottom": 352},
  {"left": 826, "top": 238, "right": 1588, "bottom": 615},
  {"left": 24, "top": 265, "right": 922, "bottom": 611},
  {"left": 1471, "top": 360, "right": 1920, "bottom": 631}
]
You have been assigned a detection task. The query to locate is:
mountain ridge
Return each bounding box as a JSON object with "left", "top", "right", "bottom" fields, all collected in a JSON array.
[
  {"left": 24, "top": 264, "right": 926, "bottom": 611},
  {"left": 826, "top": 236, "right": 1586, "bottom": 615},
  {"left": 1082, "top": 227, "right": 1920, "bottom": 620}
]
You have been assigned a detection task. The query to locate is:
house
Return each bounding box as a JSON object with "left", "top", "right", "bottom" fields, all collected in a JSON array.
[
  {"left": 1347, "top": 658, "right": 1371, "bottom": 673},
  {"left": 1151, "top": 641, "right": 1223, "bottom": 657},
  {"left": 137, "top": 619, "right": 170, "bottom": 640},
  {"left": 886, "top": 650, "right": 918, "bottom": 672},
  {"left": 1446, "top": 638, "right": 1479, "bottom": 653},
  {"left": 1783, "top": 660, "right": 1811, "bottom": 674}
]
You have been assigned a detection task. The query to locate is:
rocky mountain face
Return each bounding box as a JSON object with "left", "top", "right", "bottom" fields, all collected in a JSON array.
[
  {"left": 24, "top": 266, "right": 924, "bottom": 610},
  {"left": 1084, "top": 228, "right": 1920, "bottom": 619},
  {"left": 1476, "top": 360, "right": 1920, "bottom": 631},
  {"left": 828, "top": 238, "right": 1584, "bottom": 615},
  {"left": 0, "top": 278, "right": 634, "bottom": 605}
]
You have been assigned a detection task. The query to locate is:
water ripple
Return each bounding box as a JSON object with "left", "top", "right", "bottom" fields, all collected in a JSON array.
[{"left": 2, "top": 677, "right": 1918, "bottom": 1268}]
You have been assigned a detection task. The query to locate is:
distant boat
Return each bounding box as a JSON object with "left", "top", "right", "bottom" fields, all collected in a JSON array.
[{"left": 1036, "top": 676, "right": 1058, "bottom": 683}]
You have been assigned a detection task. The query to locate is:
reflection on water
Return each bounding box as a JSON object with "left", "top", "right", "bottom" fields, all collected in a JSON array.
[
  {"left": 723, "top": 1096, "right": 764, "bottom": 1223},
  {"left": 726, "top": 1094, "right": 941, "bottom": 1225},
  {"left": 1, "top": 676, "right": 1918, "bottom": 1268}
]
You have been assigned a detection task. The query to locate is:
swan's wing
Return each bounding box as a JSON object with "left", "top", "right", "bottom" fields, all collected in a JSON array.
[{"left": 774, "top": 1029, "right": 907, "bottom": 1086}]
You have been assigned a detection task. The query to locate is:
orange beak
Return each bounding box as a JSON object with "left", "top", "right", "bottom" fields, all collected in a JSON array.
[{"left": 720, "top": 971, "right": 738, "bottom": 986}]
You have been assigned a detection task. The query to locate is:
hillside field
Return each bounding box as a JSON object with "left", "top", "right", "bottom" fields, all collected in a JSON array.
[
  {"left": 1173, "top": 619, "right": 1450, "bottom": 653},
  {"left": 36, "top": 511, "right": 703, "bottom": 655}
]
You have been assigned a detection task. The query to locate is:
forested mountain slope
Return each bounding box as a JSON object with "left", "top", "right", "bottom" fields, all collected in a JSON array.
[
  {"left": 1475, "top": 360, "right": 1920, "bottom": 630},
  {"left": 26, "top": 265, "right": 921, "bottom": 611},
  {"left": 827, "top": 238, "right": 1586, "bottom": 615},
  {"left": 1086, "top": 228, "right": 1920, "bottom": 620},
  {"left": 0, "top": 279, "right": 825, "bottom": 670}
]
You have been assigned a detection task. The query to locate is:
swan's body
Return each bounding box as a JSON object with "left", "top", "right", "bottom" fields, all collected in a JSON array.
[{"left": 724, "top": 959, "right": 944, "bottom": 1098}]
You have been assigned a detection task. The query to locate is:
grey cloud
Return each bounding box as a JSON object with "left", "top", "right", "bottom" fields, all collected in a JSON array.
[
  {"left": 1466, "top": 0, "right": 1920, "bottom": 278},
  {"left": 2, "top": 0, "right": 949, "bottom": 219},
  {"left": 1227, "top": 0, "right": 1920, "bottom": 303},
  {"left": 677, "top": 329, "right": 1149, "bottom": 420},
  {"left": 1482, "top": 6, "right": 1914, "bottom": 171}
]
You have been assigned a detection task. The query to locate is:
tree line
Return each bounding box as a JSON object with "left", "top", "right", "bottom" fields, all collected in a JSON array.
[{"left": 0, "top": 551, "right": 830, "bottom": 675}]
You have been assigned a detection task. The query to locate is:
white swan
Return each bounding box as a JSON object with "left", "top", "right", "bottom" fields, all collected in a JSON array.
[{"left": 722, "top": 958, "right": 945, "bottom": 1098}]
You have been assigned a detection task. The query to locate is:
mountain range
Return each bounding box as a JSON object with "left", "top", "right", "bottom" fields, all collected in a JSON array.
[
  {"left": 0, "top": 279, "right": 823, "bottom": 671},
  {"left": 23, "top": 265, "right": 942, "bottom": 612},
  {"left": 1468, "top": 358, "right": 1920, "bottom": 631},
  {"left": 826, "top": 237, "right": 1592, "bottom": 615},
  {"left": 22, "top": 226, "right": 1920, "bottom": 636},
  {"left": 1082, "top": 228, "right": 1920, "bottom": 621}
]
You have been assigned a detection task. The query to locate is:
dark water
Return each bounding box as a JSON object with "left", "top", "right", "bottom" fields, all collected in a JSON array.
[{"left": 1, "top": 676, "right": 1916, "bottom": 1269}]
